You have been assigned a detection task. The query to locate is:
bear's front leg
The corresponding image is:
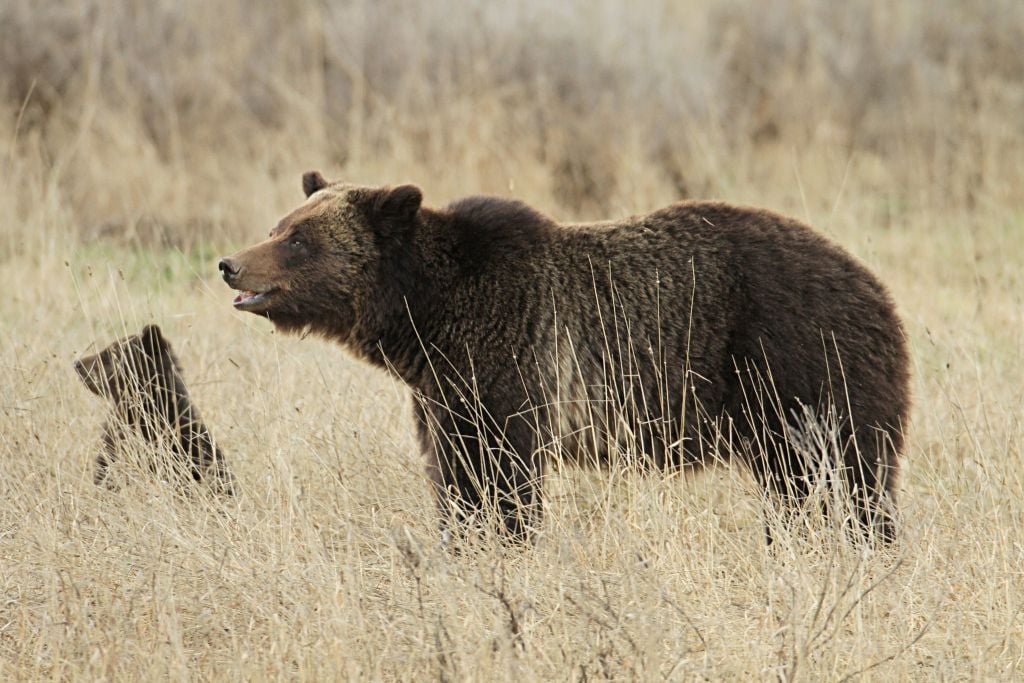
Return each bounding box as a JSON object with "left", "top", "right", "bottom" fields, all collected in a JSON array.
[
  {"left": 415, "top": 401, "right": 542, "bottom": 546},
  {"left": 94, "top": 421, "right": 124, "bottom": 489}
]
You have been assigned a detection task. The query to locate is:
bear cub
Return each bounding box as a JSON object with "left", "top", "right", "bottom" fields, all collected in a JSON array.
[{"left": 74, "top": 324, "right": 235, "bottom": 495}]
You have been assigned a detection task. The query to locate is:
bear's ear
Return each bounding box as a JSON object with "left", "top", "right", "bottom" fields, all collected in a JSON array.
[
  {"left": 373, "top": 184, "right": 423, "bottom": 225},
  {"left": 140, "top": 324, "right": 167, "bottom": 356},
  {"left": 302, "top": 171, "right": 329, "bottom": 198}
]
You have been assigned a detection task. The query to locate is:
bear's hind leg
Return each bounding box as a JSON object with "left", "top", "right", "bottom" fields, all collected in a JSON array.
[
  {"left": 845, "top": 428, "right": 900, "bottom": 545},
  {"left": 747, "top": 437, "right": 815, "bottom": 546}
]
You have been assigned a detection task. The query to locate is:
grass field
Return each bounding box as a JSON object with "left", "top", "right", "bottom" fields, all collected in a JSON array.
[{"left": 2, "top": 1, "right": 1023, "bottom": 679}]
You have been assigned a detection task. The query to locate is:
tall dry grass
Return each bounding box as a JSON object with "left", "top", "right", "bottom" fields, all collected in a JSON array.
[{"left": 1, "top": 0, "right": 1023, "bottom": 679}]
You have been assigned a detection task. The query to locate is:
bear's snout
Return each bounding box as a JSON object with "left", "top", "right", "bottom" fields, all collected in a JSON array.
[
  {"left": 74, "top": 356, "right": 104, "bottom": 396},
  {"left": 218, "top": 257, "right": 242, "bottom": 284}
]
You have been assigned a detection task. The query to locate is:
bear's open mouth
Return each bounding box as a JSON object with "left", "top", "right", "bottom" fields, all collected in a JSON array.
[{"left": 232, "top": 288, "right": 278, "bottom": 312}]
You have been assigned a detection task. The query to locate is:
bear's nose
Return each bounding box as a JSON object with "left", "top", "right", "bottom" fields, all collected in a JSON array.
[{"left": 218, "top": 257, "right": 241, "bottom": 282}]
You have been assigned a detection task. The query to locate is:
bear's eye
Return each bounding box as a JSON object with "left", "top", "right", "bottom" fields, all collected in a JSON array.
[{"left": 289, "top": 237, "right": 304, "bottom": 248}]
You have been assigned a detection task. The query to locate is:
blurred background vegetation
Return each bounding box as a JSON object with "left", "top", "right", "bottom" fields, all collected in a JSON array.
[{"left": 2, "top": 0, "right": 1022, "bottom": 250}]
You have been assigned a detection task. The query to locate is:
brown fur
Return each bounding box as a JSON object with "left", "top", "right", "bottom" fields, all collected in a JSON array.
[
  {"left": 74, "top": 325, "right": 235, "bottom": 495},
  {"left": 221, "top": 175, "right": 910, "bottom": 544}
]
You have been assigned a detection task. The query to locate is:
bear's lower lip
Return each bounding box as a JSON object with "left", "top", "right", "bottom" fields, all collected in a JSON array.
[{"left": 233, "top": 288, "right": 277, "bottom": 312}]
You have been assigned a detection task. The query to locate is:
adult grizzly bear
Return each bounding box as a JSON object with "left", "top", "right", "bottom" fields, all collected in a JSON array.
[
  {"left": 220, "top": 172, "right": 909, "bottom": 544},
  {"left": 75, "top": 325, "right": 236, "bottom": 495}
]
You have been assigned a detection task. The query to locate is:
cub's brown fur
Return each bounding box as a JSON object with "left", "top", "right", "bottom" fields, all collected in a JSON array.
[
  {"left": 74, "top": 325, "right": 235, "bottom": 494},
  {"left": 221, "top": 173, "right": 909, "bottom": 543}
]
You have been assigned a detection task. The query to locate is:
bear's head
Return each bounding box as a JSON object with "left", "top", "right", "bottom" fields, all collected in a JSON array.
[
  {"left": 219, "top": 172, "right": 423, "bottom": 338},
  {"left": 74, "top": 325, "right": 180, "bottom": 407}
]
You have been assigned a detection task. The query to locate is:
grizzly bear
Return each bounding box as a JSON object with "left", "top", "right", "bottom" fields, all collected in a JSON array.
[
  {"left": 74, "top": 324, "right": 235, "bottom": 495},
  {"left": 220, "top": 172, "right": 910, "bottom": 544}
]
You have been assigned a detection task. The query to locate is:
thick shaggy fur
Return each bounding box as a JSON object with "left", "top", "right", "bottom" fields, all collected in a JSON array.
[
  {"left": 74, "top": 325, "right": 235, "bottom": 494},
  {"left": 222, "top": 173, "right": 910, "bottom": 543}
]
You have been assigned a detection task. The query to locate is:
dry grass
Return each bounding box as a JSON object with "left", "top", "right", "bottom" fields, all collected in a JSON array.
[{"left": 1, "top": 0, "right": 1023, "bottom": 679}]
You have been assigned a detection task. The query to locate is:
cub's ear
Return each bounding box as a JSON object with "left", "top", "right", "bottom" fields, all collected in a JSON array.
[
  {"left": 374, "top": 184, "right": 423, "bottom": 223},
  {"left": 302, "top": 171, "right": 329, "bottom": 198},
  {"left": 140, "top": 324, "right": 167, "bottom": 355}
]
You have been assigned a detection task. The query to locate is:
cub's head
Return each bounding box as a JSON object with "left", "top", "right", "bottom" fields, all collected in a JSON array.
[
  {"left": 219, "top": 171, "right": 422, "bottom": 337},
  {"left": 74, "top": 325, "right": 179, "bottom": 404}
]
